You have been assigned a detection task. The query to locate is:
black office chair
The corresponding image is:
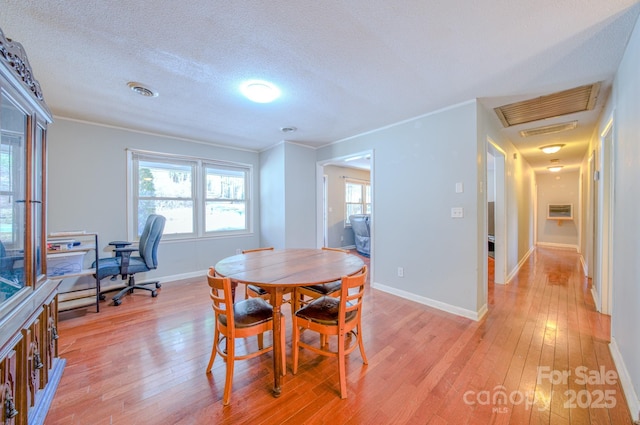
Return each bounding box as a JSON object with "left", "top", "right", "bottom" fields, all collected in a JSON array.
[{"left": 94, "top": 214, "right": 166, "bottom": 306}]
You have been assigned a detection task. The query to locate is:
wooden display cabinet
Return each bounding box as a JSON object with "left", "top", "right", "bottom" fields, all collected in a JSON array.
[{"left": 0, "top": 26, "right": 65, "bottom": 425}]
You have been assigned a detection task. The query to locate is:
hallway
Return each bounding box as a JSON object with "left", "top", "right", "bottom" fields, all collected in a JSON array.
[{"left": 480, "top": 247, "right": 626, "bottom": 424}]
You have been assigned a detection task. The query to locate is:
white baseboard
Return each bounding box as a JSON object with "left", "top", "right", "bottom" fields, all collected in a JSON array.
[
  {"left": 580, "top": 254, "right": 588, "bottom": 275},
  {"left": 506, "top": 245, "right": 534, "bottom": 283},
  {"left": 476, "top": 303, "right": 488, "bottom": 321},
  {"left": 609, "top": 337, "right": 640, "bottom": 422},
  {"left": 154, "top": 270, "right": 207, "bottom": 285},
  {"left": 372, "top": 281, "right": 484, "bottom": 321},
  {"left": 591, "top": 286, "right": 602, "bottom": 313},
  {"left": 535, "top": 241, "right": 578, "bottom": 251}
]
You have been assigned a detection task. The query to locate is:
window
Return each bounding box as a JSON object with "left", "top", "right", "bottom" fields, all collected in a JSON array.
[
  {"left": 345, "top": 179, "right": 370, "bottom": 225},
  {"left": 204, "top": 164, "right": 247, "bottom": 232},
  {"left": 130, "top": 151, "right": 251, "bottom": 239}
]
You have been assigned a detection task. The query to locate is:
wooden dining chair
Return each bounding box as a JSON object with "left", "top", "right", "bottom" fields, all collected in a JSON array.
[
  {"left": 241, "top": 247, "right": 274, "bottom": 300},
  {"left": 292, "top": 247, "right": 348, "bottom": 313},
  {"left": 291, "top": 265, "right": 368, "bottom": 399},
  {"left": 205, "top": 267, "right": 285, "bottom": 405}
]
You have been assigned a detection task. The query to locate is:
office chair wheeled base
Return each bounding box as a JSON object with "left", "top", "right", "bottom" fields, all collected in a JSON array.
[{"left": 101, "top": 275, "right": 162, "bottom": 306}]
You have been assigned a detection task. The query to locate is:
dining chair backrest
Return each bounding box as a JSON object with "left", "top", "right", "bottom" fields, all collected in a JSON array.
[
  {"left": 242, "top": 247, "right": 274, "bottom": 254},
  {"left": 207, "top": 267, "right": 234, "bottom": 330},
  {"left": 241, "top": 247, "right": 275, "bottom": 300},
  {"left": 339, "top": 265, "right": 367, "bottom": 326}
]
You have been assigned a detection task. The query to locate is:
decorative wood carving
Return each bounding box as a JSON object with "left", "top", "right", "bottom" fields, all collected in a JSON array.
[
  {"left": 0, "top": 27, "right": 45, "bottom": 103},
  {"left": 1, "top": 350, "right": 19, "bottom": 423}
]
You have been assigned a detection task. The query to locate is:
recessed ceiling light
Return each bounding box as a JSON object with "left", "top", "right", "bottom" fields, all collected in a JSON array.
[
  {"left": 280, "top": 126, "right": 297, "bottom": 133},
  {"left": 540, "top": 144, "right": 565, "bottom": 154},
  {"left": 547, "top": 165, "right": 564, "bottom": 172},
  {"left": 127, "top": 81, "right": 158, "bottom": 97},
  {"left": 240, "top": 80, "right": 281, "bottom": 103}
]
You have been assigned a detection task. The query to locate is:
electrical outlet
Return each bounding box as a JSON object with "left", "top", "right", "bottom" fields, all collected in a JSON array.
[
  {"left": 397, "top": 267, "right": 404, "bottom": 277},
  {"left": 451, "top": 207, "right": 464, "bottom": 218},
  {"left": 235, "top": 248, "right": 241, "bottom": 254}
]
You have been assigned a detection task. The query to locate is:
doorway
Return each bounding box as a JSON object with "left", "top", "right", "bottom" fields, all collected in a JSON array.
[{"left": 316, "top": 150, "right": 374, "bottom": 276}]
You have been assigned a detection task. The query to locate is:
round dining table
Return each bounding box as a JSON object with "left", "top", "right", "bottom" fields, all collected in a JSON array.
[{"left": 214, "top": 248, "right": 365, "bottom": 397}]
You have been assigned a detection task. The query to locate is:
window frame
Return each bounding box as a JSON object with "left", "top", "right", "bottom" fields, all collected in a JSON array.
[
  {"left": 344, "top": 178, "right": 371, "bottom": 226},
  {"left": 127, "top": 149, "right": 253, "bottom": 241}
]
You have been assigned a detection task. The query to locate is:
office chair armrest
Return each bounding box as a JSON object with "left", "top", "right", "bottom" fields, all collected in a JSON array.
[
  {"left": 109, "top": 241, "right": 133, "bottom": 259},
  {"left": 114, "top": 247, "right": 137, "bottom": 276},
  {"left": 109, "top": 240, "right": 132, "bottom": 248}
]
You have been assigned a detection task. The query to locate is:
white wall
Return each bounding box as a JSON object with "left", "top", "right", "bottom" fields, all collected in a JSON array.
[
  {"left": 535, "top": 171, "right": 580, "bottom": 249},
  {"left": 47, "top": 118, "right": 261, "bottom": 286},
  {"left": 259, "top": 142, "right": 317, "bottom": 249},
  {"left": 608, "top": 12, "right": 640, "bottom": 421},
  {"left": 283, "top": 142, "right": 317, "bottom": 248},
  {"left": 487, "top": 166, "right": 495, "bottom": 202},
  {"left": 317, "top": 101, "right": 484, "bottom": 318},
  {"left": 259, "top": 144, "right": 285, "bottom": 248}
]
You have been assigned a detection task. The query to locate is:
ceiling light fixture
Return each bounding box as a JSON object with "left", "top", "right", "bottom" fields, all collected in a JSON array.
[
  {"left": 547, "top": 165, "right": 564, "bottom": 172},
  {"left": 540, "top": 144, "right": 565, "bottom": 154},
  {"left": 280, "top": 126, "right": 297, "bottom": 133},
  {"left": 240, "top": 80, "right": 281, "bottom": 103},
  {"left": 127, "top": 81, "right": 158, "bottom": 97}
]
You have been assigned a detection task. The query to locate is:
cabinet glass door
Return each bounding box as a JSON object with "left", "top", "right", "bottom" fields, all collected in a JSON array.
[
  {"left": 33, "top": 123, "right": 45, "bottom": 284},
  {"left": 0, "top": 92, "right": 27, "bottom": 305}
]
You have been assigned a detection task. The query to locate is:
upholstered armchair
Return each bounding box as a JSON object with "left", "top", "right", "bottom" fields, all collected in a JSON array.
[{"left": 349, "top": 214, "right": 370, "bottom": 257}]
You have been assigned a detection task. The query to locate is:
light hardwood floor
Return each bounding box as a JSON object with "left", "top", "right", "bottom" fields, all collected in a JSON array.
[{"left": 46, "top": 248, "right": 633, "bottom": 424}]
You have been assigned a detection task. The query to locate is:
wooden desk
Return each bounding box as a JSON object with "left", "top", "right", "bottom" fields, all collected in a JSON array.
[{"left": 214, "top": 248, "right": 364, "bottom": 397}]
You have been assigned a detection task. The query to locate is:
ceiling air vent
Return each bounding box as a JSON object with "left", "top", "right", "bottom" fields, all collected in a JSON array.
[
  {"left": 494, "top": 82, "right": 600, "bottom": 127},
  {"left": 127, "top": 81, "right": 158, "bottom": 97},
  {"left": 519, "top": 121, "right": 577, "bottom": 138}
]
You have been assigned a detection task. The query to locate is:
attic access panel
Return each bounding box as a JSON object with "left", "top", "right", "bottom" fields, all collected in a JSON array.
[{"left": 494, "top": 82, "right": 601, "bottom": 128}]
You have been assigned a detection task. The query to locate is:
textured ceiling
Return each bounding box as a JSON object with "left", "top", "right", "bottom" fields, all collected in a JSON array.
[{"left": 2, "top": 1, "right": 640, "bottom": 172}]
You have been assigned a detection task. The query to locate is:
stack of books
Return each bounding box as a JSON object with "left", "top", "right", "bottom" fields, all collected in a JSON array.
[{"left": 47, "top": 239, "right": 80, "bottom": 251}]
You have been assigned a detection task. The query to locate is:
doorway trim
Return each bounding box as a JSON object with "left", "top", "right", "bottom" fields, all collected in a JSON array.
[
  {"left": 487, "top": 138, "right": 507, "bottom": 284},
  {"left": 315, "top": 149, "right": 374, "bottom": 251},
  {"left": 599, "top": 114, "right": 614, "bottom": 315}
]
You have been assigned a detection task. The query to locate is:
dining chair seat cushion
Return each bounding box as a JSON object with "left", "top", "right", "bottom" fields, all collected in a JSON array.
[
  {"left": 218, "top": 298, "right": 273, "bottom": 328},
  {"left": 247, "top": 284, "right": 268, "bottom": 296},
  {"left": 295, "top": 296, "right": 356, "bottom": 326},
  {"left": 301, "top": 280, "right": 342, "bottom": 295}
]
